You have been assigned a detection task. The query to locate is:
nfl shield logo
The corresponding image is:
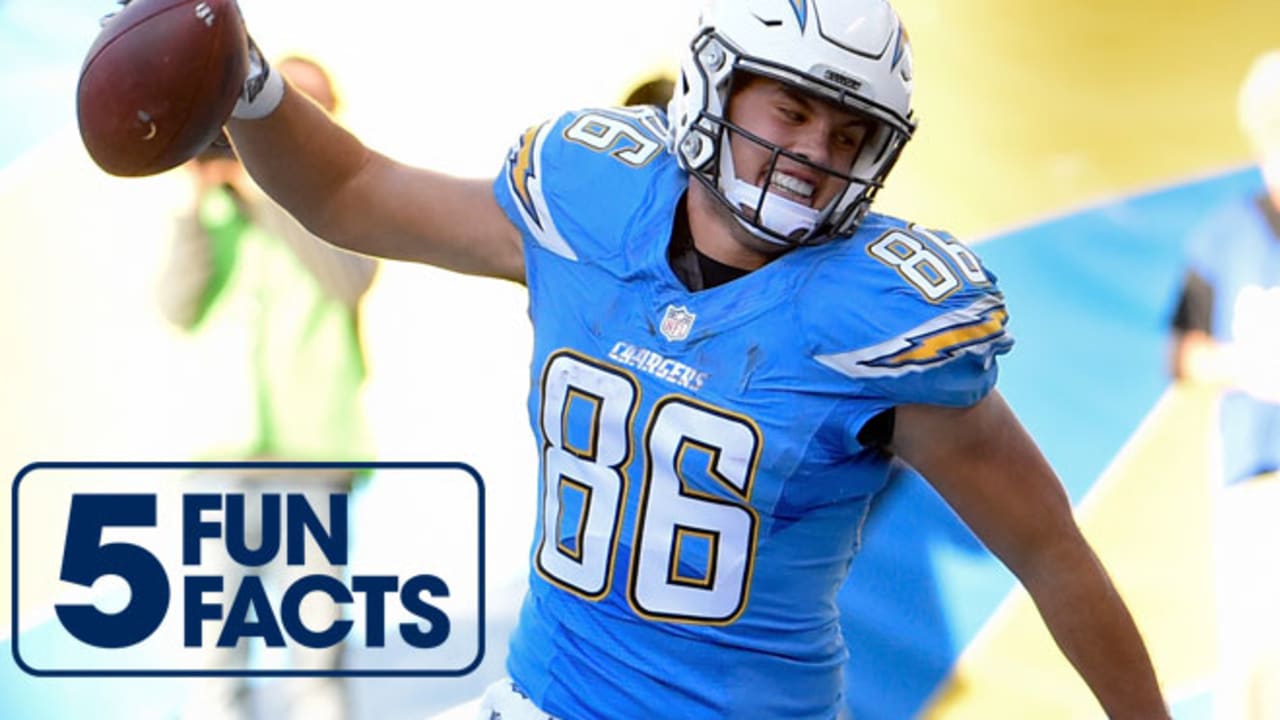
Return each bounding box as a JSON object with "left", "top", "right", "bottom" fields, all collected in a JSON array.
[{"left": 660, "top": 304, "right": 696, "bottom": 341}]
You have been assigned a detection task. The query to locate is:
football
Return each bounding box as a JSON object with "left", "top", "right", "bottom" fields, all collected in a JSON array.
[{"left": 77, "top": 0, "right": 249, "bottom": 177}]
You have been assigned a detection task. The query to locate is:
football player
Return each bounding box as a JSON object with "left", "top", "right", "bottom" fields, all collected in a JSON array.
[{"left": 218, "top": 0, "right": 1169, "bottom": 716}]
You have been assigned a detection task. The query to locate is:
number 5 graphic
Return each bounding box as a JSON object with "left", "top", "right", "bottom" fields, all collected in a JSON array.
[{"left": 56, "top": 494, "right": 170, "bottom": 648}]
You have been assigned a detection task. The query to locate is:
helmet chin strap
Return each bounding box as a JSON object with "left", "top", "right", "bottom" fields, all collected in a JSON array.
[
  {"left": 719, "top": 143, "right": 823, "bottom": 245},
  {"left": 723, "top": 175, "right": 823, "bottom": 245}
]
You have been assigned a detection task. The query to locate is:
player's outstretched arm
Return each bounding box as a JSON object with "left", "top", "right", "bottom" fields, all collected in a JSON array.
[
  {"left": 226, "top": 67, "right": 524, "bottom": 283},
  {"left": 890, "top": 391, "right": 1170, "bottom": 719}
]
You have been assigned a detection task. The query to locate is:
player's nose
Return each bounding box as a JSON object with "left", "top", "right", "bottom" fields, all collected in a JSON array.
[{"left": 790, "top": 121, "right": 833, "bottom": 169}]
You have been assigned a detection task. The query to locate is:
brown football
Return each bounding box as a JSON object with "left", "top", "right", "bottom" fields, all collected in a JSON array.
[{"left": 77, "top": 0, "right": 249, "bottom": 177}]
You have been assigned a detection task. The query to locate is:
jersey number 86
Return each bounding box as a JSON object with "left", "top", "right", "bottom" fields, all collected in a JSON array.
[{"left": 536, "top": 351, "right": 761, "bottom": 625}]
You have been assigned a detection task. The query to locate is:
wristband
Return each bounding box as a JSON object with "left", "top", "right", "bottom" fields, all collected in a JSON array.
[{"left": 231, "top": 63, "right": 284, "bottom": 120}]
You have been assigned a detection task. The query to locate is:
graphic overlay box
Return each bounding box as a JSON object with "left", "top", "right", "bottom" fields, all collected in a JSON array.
[{"left": 12, "top": 462, "right": 484, "bottom": 677}]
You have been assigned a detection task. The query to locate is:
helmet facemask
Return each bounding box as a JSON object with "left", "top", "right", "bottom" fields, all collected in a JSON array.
[{"left": 669, "top": 0, "right": 916, "bottom": 247}]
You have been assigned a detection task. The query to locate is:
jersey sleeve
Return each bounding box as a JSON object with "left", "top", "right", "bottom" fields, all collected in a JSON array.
[
  {"left": 491, "top": 106, "right": 672, "bottom": 265},
  {"left": 799, "top": 220, "right": 1014, "bottom": 447}
]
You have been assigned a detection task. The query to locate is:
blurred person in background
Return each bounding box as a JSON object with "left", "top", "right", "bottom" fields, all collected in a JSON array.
[
  {"left": 1169, "top": 50, "right": 1280, "bottom": 720},
  {"left": 158, "top": 55, "right": 377, "bottom": 720}
]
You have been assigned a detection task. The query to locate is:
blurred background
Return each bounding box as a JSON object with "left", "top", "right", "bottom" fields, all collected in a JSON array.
[{"left": 4, "top": 0, "right": 1280, "bottom": 718}]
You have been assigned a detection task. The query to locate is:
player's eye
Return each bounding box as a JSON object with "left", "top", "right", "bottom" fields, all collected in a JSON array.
[
  {"left": 835, "top": 128, "right": 867, "bottom": 151},
  {"left": 778, "top": 106, "right": 805, "bottom": 123}
]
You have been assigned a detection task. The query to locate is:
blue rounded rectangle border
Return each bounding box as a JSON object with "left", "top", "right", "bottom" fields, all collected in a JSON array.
[{"left": 11, "top": 461, "right": 485, "bottom": 678}]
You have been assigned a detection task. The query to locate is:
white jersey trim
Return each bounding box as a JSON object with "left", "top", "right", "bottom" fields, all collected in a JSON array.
[{"left": 506, "top": 121, "right": 578, "bottom": 262}]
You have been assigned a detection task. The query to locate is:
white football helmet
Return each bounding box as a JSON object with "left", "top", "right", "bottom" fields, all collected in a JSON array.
[{"left": 669, "top": 0, "right": 916, "bottom": 246}]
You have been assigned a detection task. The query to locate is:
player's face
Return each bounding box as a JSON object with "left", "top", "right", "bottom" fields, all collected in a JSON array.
[{"left": 725, "top": 75, "right": 869, "bottom": 211}]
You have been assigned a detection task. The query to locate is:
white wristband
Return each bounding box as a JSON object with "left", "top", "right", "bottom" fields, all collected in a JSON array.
[{"left": 232, "top": 65, "right": 285, "bottom": 120}]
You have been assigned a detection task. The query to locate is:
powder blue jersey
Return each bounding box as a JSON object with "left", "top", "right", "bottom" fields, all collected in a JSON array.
[{"left": 491, "top": 106, "right": 1013, "bottom": 720}]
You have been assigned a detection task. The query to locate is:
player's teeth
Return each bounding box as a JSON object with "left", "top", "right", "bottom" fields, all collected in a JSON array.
[{"left": 771, "top": 172, "right": 814, "bottom": 198}]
